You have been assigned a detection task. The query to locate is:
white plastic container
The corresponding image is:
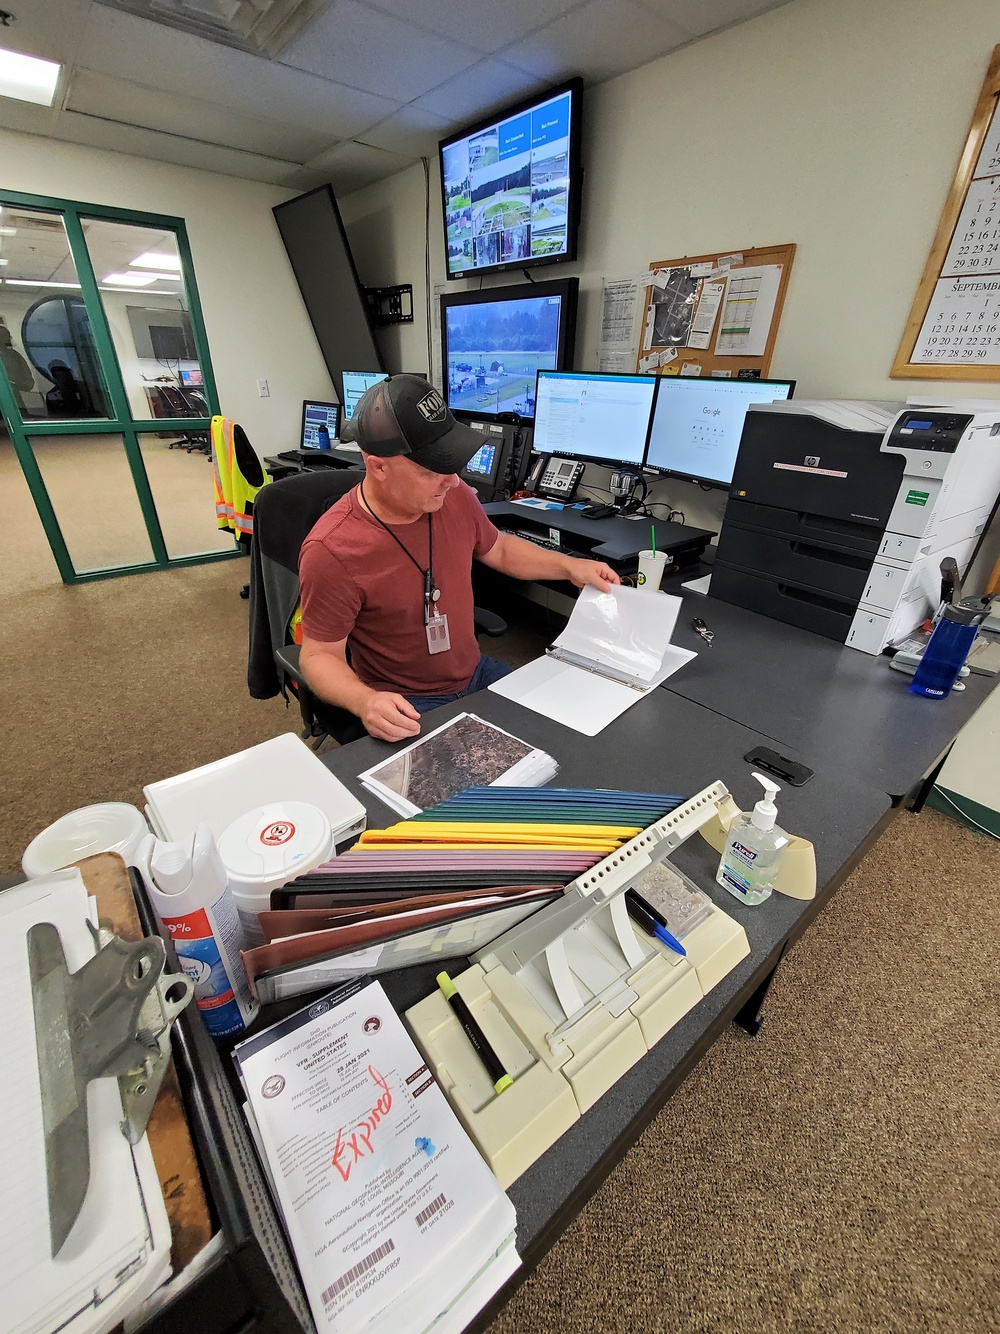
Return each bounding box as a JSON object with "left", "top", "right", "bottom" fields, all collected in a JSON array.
[
  {"left": 218, "top": 801, "right": 334, "bottom": 947},
  {"left": 22, "top": 802, "right": 149, "bottom": 878},
  {"left": 148, "top": 824, "right": 259, "bottom": 1038},
  {"left": 716, "top": 773, "right": 790, "bottom": 906}
]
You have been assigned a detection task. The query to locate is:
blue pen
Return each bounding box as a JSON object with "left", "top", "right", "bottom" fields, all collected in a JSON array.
[{"left": 624, "top": 890, "right": 687, "bottom": 957}]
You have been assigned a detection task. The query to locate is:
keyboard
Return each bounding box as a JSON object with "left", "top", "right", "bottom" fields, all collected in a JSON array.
[{"left": 515, "top": 529, "right": 580, "bottom": 557}]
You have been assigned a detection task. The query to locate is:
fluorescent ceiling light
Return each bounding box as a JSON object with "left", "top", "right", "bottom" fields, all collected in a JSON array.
[
  {"left": 0, "top": 226, "right": 16, "bottom": 236},
  {"left": 0, "top": 258, "right": 7, "bottom": 266},
  {"left": 0, "top": 46, "right": 62, "bottom": 108},
  {"left": 130, "top": 251, "right": 181, "bottom": 271},
  {"left": 4, "top": 278, "right": 81, "bottom": 288},
  {"left": 103, "top": 271, "right": 159, "bottom": 286},
  {"left": 101, "top": 285, "right": 179, "bottom": 294}
]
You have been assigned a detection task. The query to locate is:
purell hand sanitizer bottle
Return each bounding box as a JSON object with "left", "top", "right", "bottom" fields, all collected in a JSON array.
[{"left": 717, "top": 773, "right": 789, "bottom": 906}]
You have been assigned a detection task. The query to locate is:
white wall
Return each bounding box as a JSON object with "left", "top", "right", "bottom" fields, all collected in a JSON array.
[
  {"left": 339, "top": 0, "right": 1000, "bottom": 568},
  {"left": 0, "top": 128, "right": 334, "bottom": 454}
]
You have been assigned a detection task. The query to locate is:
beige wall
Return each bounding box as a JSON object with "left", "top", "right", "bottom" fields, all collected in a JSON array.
[
  {"left": 0, "top": 128, "right": 333, "bottom": 455},
  {"left": 340, "top": 0, "right": 1000, "bottom": 572}
]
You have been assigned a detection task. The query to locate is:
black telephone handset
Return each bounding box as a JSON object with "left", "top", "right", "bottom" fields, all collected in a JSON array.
[{"left": 526, "top": 454, "right": 585, "bottom": 501}]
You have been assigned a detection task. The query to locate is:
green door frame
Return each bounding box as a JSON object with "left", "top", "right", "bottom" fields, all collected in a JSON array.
[{"left": 0, "top": 189, "right": 239, "bottom": 583}]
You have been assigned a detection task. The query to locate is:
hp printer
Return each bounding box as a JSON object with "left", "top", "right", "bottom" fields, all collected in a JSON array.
[{"left": 711, "top": 400, "right": 1000, "bottom": 653}]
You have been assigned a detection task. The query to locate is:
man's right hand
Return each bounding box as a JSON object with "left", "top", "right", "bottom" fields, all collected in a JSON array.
[{"left": 361, "top": 691, "right": 422, "bottom": 742}]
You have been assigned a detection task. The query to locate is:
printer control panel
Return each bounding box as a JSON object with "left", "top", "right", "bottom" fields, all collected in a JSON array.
[{"left": 885, "top": 411, "right": 973, "bottom": 453}]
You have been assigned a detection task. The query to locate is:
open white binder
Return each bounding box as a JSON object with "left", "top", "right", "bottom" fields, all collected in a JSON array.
[{"left": 489, "top": 586, "right": 696, "bottom": 735}]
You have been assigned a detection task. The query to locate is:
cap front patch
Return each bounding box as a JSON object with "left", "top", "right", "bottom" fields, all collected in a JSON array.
[{"left": 416, "top": 387, "right": 446, "bottom": 422}]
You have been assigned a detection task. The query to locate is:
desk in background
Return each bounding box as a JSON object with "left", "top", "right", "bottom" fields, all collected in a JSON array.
[{"left": 263, "top": 446, "right": 362, "bottom": 479}]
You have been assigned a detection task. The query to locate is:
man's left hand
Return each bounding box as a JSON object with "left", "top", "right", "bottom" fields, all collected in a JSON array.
[{"left": 567, "top": 559, "right": 620, "bottom": 593}]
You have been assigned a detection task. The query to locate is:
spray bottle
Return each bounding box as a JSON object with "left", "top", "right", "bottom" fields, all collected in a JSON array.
[
  {"left": 716, "top": 773, "right": 789, "bottom": 906},
  {"left": 148, "top": 823, "right": 259, "bottom": 1038}
]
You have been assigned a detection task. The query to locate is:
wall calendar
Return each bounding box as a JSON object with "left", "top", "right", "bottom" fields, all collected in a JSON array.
[{"left": 895, "top": 45, "right": 1000, "bottom": 379}]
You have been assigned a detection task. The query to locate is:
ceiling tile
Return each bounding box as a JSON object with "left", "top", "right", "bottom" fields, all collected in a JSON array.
[
  {"left": 65, "top": 68, "right": 337, "bottom": 161},
  {"left": 502, "top": 0, "right": 693, "bottom": 84},
  {"left": 76, "top": 5, "right": 402, "bottom": 140},
  {"left": 365, "top": 0, "right": 585, "bottom": 55},
  {"left": 277, "top": 0, "right": 480, "bottom": 101},
  {"left": 360, "top": 105, "right": 452, "bottom": 158},
  {"left": 54, "top": 109, "right": 304, "bottom": 185},
  {"left": 411, "top": 58, "right": 546, "bottom": 123},
  {"left": 635, "top": 0, "right": 790, "bottom": 39},
  {"left": 288, "top": 138, "right": 415, "bottom": 195},
  {"left": 0, "top": 0, "right": 93, "bottom": 67}
]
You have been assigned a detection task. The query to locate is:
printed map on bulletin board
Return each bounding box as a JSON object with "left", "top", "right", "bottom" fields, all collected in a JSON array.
[{"left": 634, "top": 244, "right": 795, "bottom": 380}]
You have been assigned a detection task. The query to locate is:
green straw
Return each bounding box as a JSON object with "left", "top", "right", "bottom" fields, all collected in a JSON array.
[{"left": 650, "top": 524, "right": 656, "bottom": 557}]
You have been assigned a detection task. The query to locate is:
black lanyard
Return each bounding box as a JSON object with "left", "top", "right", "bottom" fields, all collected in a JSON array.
[{"left": 359, "top": 481, "right": 436, "bottom": 622}]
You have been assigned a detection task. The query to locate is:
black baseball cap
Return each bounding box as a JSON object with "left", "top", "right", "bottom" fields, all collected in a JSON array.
[{"left": 340, "top": 374, "right": 481, "bottom": 474}]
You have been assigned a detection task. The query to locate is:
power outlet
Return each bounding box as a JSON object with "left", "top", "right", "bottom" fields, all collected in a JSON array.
[{"left": 257, "top": 378, "right": 269, "bottom": 397}]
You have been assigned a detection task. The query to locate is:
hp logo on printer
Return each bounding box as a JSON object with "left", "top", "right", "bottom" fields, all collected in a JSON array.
[{"left": 804, "top": 456, "right": 820, "bottom": 467}]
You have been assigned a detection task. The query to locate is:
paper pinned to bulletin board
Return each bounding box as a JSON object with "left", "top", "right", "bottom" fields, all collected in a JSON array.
[{"left": 634, "top": 244, "right": 795, "bottom": 380}]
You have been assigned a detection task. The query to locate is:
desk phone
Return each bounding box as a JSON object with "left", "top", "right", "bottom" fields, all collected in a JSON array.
[{"left": 530, "top": 455, "right": 585, "bottom": 501}]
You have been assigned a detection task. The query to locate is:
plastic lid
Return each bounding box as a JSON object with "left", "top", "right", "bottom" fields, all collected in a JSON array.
[
  {"left": 218, "top": 801, "right": 333, "bottom": 892},
  {"left": 22, "top": 802, "right": 148, "bottom": 878},
  {"left": 751, "top": 772, "right": 780, "bottom": 831}
]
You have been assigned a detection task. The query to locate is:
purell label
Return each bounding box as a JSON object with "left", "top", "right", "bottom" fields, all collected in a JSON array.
[{"left": 729, "top": 839, "right": 758, "bottom": 868}]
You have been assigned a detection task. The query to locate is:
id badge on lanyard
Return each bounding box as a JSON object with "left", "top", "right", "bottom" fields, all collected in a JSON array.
[{"left": 426, "top": 612, "right": 451, "bottom": 654}]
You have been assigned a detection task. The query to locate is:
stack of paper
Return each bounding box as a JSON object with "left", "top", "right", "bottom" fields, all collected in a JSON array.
[
  {"left": 490, "top": 586, "right": 697, "bottom": 735},
  {"left": 234, "top": 978, "right": 519, "bottom": 1334},
  {"left": 359, "top": 713, "right": 558, "bottom": 818},
  {"left": 0, "top": 872, "right": 171, "bottom": 1334}
]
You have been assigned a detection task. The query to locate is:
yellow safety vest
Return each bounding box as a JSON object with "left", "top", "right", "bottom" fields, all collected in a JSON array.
[{"left": 212, "top": 416, "right": 268, "bottom": 538}]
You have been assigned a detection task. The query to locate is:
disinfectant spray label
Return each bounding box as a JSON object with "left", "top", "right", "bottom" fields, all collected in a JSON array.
[{"left": 162, "top": 905, "right": 256, "bottom": 1038}]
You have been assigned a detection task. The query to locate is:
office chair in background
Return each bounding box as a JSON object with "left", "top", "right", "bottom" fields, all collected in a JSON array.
[{"left": 248, "top": 469, "right": 506, "bottom": 748}]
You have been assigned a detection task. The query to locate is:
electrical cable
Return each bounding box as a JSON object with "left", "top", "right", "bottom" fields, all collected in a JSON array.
[
  {"left": 933, "top": 787, "right": 1000, "bottom": 842},
  {"left": 421, "top": 157, "right": 433, "bottom": 381}
]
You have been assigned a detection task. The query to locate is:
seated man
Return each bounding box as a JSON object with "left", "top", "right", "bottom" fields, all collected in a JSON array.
[{"left": 299, "top": 374, "right": 620, "bottom": 743}]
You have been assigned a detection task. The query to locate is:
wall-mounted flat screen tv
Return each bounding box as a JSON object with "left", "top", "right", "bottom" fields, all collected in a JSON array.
[
  {"left": 441, "top": 277, "right": 578, "bottom": 420},
  {"left": 439, "top": 79, "right": 583, "bottom": 281}
]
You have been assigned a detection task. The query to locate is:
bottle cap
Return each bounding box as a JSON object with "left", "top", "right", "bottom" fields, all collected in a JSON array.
[{"left": 750, "top": 771, "right": 780, "bottom": 831}]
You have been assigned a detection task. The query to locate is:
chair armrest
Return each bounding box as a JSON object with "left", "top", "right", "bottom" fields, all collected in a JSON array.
[
  {"left": 473, "top": 606, "right": 507, "bottom": 638},
  {"left": 275, "top": 642, "right": 305, "bottom": 686}
]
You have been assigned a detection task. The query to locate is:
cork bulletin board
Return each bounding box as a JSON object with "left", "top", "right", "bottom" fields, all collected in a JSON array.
[
  {"left": 634, "top": 243, "right": 795, "bottom": 380},
  {"left": 893, "top": 45, "right": 1000, "bottom": 380}
]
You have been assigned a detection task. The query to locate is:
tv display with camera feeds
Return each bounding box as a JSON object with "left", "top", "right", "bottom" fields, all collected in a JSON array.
[
  {"left": 441, "top": 278, "right": 578, "bottom": 420},
  {"left": 645, "top": 377, "right": 796, "bottom": 488},
  {"left": 439, "top": 79, "right": 582, "bottom": 280}
]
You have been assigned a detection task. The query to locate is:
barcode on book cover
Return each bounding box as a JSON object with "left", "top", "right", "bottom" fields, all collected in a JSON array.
[
  {"left": 321, "top": 1239, "right": 395, "bottom": 1305},
  {"left": 415, "top": 1193, "right": 447, "bottom": 1226}
]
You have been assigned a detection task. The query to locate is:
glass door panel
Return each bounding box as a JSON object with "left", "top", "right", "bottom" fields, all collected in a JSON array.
[
  {"left": 0, "top": 206, "right": 111, "bottom": 421},
  {"left": 30, "top": 433, "right": 154, "bottom": 572},
  {"left": 138, "top": 432, "right": 235, "bottom": 559},
  {"left": 80, "top": 219, "right": 205, "bottom": 422}
]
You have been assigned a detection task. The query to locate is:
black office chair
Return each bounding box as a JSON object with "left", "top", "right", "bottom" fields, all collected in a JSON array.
[{"left": 248, "top": 469, "right": 506, "bottom": 748}]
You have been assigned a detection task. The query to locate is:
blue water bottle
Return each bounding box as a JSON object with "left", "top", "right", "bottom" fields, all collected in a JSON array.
[{"left": 908, "top": 603, "right": 986, "bottom": 699}]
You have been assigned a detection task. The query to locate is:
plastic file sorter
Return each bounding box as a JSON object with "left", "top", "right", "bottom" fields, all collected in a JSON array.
[{"left": 406, "top": 782, "right": 751, "bottom": 1187}]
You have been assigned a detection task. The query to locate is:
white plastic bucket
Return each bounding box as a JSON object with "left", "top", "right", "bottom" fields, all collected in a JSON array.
[{"left": 22, "top": 802, "right": 150, "bottom": 878}]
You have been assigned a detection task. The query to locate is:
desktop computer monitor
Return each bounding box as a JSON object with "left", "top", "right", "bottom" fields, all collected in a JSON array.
[
  {"left": 342, "top": 370, "right": 388, "bottom": 421},
  {"left": 300, "top": 400, "right": 341, "bottom": 449},
  {"left": 532, "top": 370, "right": 657, "bottom": 468},
  {"left": 644, "top": 377, "right": 796, "bottom": 488}
]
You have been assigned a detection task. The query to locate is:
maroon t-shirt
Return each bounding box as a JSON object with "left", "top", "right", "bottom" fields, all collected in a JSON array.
[{"left": 299, "top": 482, "right": 500, "bottom": 695}]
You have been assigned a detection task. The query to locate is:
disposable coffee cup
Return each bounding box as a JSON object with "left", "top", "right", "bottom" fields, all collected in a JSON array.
[{"left": 636, "top": 549, "right": 666, "bottom": 592}]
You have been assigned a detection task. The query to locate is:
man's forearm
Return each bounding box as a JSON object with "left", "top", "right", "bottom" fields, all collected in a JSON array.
[
  {"left": 489, "top": 533, "right": 579, "bottom": 582},
  {"left": 300, "top": 647, "right": 374, "bottom": 718}
]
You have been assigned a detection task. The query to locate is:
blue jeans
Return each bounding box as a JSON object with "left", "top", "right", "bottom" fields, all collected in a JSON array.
[{"left": 405, "top": 655, "right": 511, "bottom": 716}]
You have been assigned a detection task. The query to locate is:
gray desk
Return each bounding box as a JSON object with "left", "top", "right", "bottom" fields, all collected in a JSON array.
[
  {"left": 663, "top": 587, "right": 999, "bottom": 802},
  {"left": 320, "top": 684, "right": 892, "bottom": 1281},
  {"left": 484, "top": 501, "right": 713, "bottom": 567}
]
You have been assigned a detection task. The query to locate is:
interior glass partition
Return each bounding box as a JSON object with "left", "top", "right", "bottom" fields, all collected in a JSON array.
[{"left": 0, "top": 191, "right": 233, "bottom": 583}]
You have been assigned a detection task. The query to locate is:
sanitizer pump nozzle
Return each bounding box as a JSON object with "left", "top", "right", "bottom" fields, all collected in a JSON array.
[{"left": 750, "top": 773, "right": 780, "bottom": 831}]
